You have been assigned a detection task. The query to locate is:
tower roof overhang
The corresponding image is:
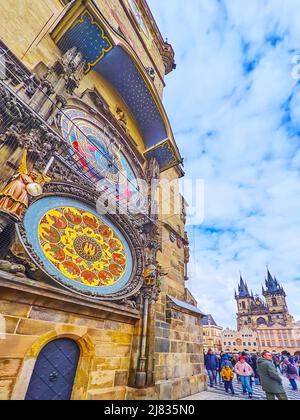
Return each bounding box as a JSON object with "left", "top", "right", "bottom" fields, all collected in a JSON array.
[{"left": 51, "top": 0, "right": 182, "bottom": 172}]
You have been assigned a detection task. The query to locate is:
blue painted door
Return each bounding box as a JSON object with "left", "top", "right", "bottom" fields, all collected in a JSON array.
[{"left": 25, "top": 338, "right": 80, "bottom": 401}]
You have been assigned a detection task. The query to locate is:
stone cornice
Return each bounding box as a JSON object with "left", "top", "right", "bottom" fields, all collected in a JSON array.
[{"left": 0, "top": 270, "right": 140, "bottom": 324}]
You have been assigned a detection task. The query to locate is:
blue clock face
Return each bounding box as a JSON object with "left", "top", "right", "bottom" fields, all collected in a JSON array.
[
  {"left": 59, "top": 108, "right": 140, "bottom": 203},
  {"left": 23, "top": 196, "right": 134, "bottom": 298}
]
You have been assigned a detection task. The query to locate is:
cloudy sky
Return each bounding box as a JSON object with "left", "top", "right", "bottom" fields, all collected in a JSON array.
[{"left": 148, "top": 0, "right": 300, "bottom": 328}]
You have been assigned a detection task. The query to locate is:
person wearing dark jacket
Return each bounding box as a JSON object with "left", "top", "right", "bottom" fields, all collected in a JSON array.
[
  {"left": 205, "top": 349, "right": 219, "bottom": 387},
  {"left": 257, "top": 351, "right": 288, "bottom": 400}
]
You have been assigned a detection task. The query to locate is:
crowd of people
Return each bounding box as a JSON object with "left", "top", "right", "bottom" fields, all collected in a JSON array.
[{"left": 204, "top": 349, "right": 300, "bottom": 400}]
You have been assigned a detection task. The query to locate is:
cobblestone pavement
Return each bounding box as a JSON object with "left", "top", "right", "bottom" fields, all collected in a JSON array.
[{"left": 182, "top": 375, "right": 300, "bottom": 401}]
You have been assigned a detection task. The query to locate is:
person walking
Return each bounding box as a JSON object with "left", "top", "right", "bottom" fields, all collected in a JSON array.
[
  {"left": 205, "top": 349, "right": 219, "bottom": 388},
  {"left": 297, "top": 355, "right": 300, "bottom": 377},
  {"left": 234, "top": 356, "right": 254, "bottom": 399},
  {"left": 250, "top": 353, "right": 260, "bottom": 385},
  {"left": 216, "top": 354, "right": 223, "bottom": 385},
  {"left": 273, "top": 354, "right": 281, "bottom": 374},
  {"left": 282, "top": 358, "right": 298, "bottom": 391},
  {"left": 257, "top": 351, "right": 288, "bottom": 400},
  {"left": 221, "top": 361, "right": 235, "bottom": 396}
]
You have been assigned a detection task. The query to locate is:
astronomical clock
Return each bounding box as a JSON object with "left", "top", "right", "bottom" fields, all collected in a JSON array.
[{"left": 11, "top": 102, "right": 146, "bottom": 302}]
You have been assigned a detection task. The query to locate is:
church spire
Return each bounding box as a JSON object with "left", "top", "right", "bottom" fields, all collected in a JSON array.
[
  {"left": 237, "top": 274, "right": 251, "bottom": 298},
  {"left": 264, "top": 269, "right": 285, "bottom": 295}
]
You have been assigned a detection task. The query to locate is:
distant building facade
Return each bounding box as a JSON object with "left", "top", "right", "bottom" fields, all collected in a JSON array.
[
  {"left": 235, "top": 270, "right": 294, "bottom": 331},
  {"left": 222, "top": 327, "right": 258, "bottom": 353},
  {"left": 231, "top": 270, "right": 299, "bottom": 355},
  {"left": 202, "top": 315, "right": 223, "bottom": 353},
  {"left": 257, "top": 323, "right": 300, "bottom": 355}
]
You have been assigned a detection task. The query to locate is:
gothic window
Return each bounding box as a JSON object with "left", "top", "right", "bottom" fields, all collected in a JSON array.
[
  {"left": 272, "top": 298, "right": 277, "bottom": 306},
  {"left": 128, "top": 0, "right": 149, "bottom": 36},
  {"left": 242, "top": 302, "right": 246, "bottom": 310},
  {"left": 257, "top": 317, "right": 267, "bottom": 326}
]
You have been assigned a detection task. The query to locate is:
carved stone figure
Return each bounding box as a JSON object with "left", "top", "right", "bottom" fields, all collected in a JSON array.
[
  {"left": 147, "top": 157, "right": 160, "bottom": 181},
  {"left": 116, "top": 106, "right": 128, "bottom": 130},
  {"left": 0, "top": 170, "right": 35, "bottom": 218},
  {"left": 0, "top": 259, "right": 26, "bottom": 277},
  {"left": 184, "top": 231, "right": 190, "bottom": 263},
  {"left": 0, "top": 150, "right": 50, "bottom": 218},
  {"left": 61, "top": 47, "right": 77, "bottom": 69}
]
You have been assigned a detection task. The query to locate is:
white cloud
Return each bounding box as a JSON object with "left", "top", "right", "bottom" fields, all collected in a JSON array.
[{"left": 148, "top": 0, "right": 300, "bottom": 328}]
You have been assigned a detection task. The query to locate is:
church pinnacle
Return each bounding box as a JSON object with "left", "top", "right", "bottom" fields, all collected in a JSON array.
[
  {"left": 237, "top": 274, "right": 251, "bottom": 298},
  {"left": 264, "top": 268, "right": 285, "bottom": 295}
]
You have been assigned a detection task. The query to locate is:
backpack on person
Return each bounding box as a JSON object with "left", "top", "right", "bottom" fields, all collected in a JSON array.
[{"left": 287, "top": 364, "right": 297, "bottom": 375}]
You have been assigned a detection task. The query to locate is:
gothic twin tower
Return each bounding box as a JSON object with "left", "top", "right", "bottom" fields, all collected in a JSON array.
[{"left": 235, "top": 270, "right": 294, "bottom": 331}]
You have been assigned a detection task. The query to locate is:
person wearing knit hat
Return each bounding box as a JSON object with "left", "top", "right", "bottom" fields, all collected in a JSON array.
[
  {"left": 235, "top": 356, "right": 254, "bottom": 399},
  {"left": 221, "top": 361, "right": 235, "bottom": 396}
]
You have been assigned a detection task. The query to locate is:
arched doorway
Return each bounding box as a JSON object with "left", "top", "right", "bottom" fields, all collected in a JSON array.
[{"left": 25, "top": 338, "right": 80, "bottom": 401}]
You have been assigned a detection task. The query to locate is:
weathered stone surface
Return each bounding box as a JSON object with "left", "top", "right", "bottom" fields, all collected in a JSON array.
[
  {"left": 155, "top": 338, "right": 170, "bottom": 353},
  {"left": 156, "top": 380, "right": 172, "bottom": 400},
  {"left": 192, "top": 364, "right": 202, "bottom": 375},
  {"left": 0, "top": 335, "right": 38, "bottom": 358},
  {"left": 90, "top": 370, "right": 115, "bottom": 388},
  {"left": 126, "top": 387, "right": 158, "bottom": 400},
  {"left": 155, "top": 366, "right": 167, "bottom": 381},
  {"left": 114, "top": 370, "right": 128, "bottom": 386},
  {"left": 0, "top": 358, "right": 22, "bottom": 378},
  {"left": 93, "top": 357, "right": 121, "bottom": 371},
  {"left": 29, "top": 307, "right": 69, "bottom": 323},
  {"left": 3, "top": 316, "right": 19, "bottom": 334},
  {"left": 16, "top": 319, "right": 56, "bottom": 336},
  {"left": 88, "top": 329, "right": 132, "bottom": 345},
  {"left": 104, "top": 321, "right": 133, "bottom": 334},
  {"left": 181, "top": 378, "right": 191, "bottom": 399},
  {"left": 177, "top": 342, "right": 186, "bottom": 353},
  {"left": 186, "top": 343, "right": 194, "bottom": 353},
  {"left": 0, "top": 379, "right": 14, "bottom": 400},
  {"left": 68, "top": 315, "right": 105, "bottom": 329},
  {"left": 120, "top": 357, "right": 130, "bottom": 370},
  {"left": 88, "top": 386, "right": 126, "bottom": 400},
  {"left": 154, "top": 293, "right": 205, "bottom": 395},
  {"left": 0, "top": 300, "right": 30, "bottom": 317},
  {"left": 171, "top": 379, "right": 182, "bottom": 400},
  {"left": 190, "top": 354, "right": 201, "bottom": 363},
  {"left": 171, "top": 341, "right": 177, "bottom": 353},
  {"left": 95, "top": 343, "right": 131, "bottom": 358}
]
